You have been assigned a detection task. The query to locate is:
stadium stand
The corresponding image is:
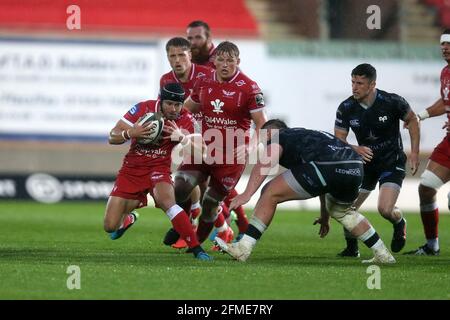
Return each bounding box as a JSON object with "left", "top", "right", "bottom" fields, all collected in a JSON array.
[
  {"left": 246, "top": 0, "right": 321, "bottom": 39},
  {"left": 0, "top": 0, "right": 259, "bottom": 37},
  {"left": 423, "top": 0, "right": 450, "bottom": 29},
  {"left": 248, "top": 0, "right": 442, "bottom": 42}
]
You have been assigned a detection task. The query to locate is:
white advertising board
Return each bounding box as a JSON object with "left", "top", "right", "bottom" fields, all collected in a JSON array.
[{"left": 0, "top": 37, "right": 160, "bottom": 140}]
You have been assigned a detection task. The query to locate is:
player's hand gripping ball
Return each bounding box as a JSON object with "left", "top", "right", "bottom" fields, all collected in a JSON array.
[{"left": 136, "top": 113, "right": 165, "bottom": 145}]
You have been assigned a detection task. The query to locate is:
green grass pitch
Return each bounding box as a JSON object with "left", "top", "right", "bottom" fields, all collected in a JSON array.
[{"left": 0, "top": 201, "right": 449, "bottom": 299}]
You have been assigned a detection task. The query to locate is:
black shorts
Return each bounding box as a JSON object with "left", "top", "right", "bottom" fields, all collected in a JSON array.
[
  {"left": 289, "top": 160, "right": 364, "bottom": 203},
  {"left": 361, "top": 153, "right": 406, "bottom": 191}
]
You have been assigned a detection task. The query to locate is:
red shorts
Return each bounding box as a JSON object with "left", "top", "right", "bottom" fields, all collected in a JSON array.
[
  {"left": 178, "top": 163, "right": 245, "bottom": 196},
  {"left": 429, "top": 136, "right": 450, "bottom": 169},
  {"left": 110, "top": 166, "right": 173, "bottom": 208}
]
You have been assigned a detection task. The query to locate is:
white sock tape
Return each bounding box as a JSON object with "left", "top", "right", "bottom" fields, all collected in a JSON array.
[{"left": 166, "top": 204, "right": 183, "bottom": 220}]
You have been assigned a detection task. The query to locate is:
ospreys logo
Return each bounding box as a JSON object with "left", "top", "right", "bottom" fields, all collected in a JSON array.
[
  {"left": 211, "top": 99, "right": 224, "bottom": 114},
  {"left": 378, "top": 115, "right": 387, "bottom": 122}
]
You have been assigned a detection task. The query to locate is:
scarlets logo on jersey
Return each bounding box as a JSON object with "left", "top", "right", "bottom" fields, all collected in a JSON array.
[
  {"left": 211, "top": 99, "right": 224, "bottom": 113},
  {"left": 222, "top": 90, "right": 236, "bottom": 98}
]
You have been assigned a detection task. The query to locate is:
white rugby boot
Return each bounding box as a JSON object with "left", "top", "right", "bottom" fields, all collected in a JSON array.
[
  {"left": 362, "top": 245, "right": 396, "bottom": 264},
  {"left": 214, "top": 237, "right": 253, "bottom": 262}
]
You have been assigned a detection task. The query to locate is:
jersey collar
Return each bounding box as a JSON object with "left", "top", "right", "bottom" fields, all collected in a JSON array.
[
  {"left": 213, "top": 70, "right": 241, "bottom": 83},
  {"left": 359, "top": 89, "right": 377, "bottom": 110},
  {"left": 171, "top": 64, "right": 195, "bottom": 83}
]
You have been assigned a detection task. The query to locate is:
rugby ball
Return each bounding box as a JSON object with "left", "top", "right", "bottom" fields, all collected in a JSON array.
[{"left": 136, "top": 113, "right": 164, "bottom": 145}]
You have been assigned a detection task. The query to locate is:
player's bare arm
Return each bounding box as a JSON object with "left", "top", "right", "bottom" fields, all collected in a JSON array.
[
  {"left": 313, "top": 195, "right": 330, "bottom": 238},
  {"left": 334, "top": 128, "right": 373, "bottom": 163},
  {"left": 183, "top": 96, "right": 201, "bottom": 114},
  {"left": 403, "top": 110, "right": 420, "bottom": 175},
  {"left": 251, "top": 110, "right": 268, "bottom": 135},
  {"left": 418, "top": 98, "right": 446, "bottom": 120},
  {"left": 242, "top": 110, "right": 268, "bottom": 160},
  {"left": 108, "top": 119, "right": 156, "bottom": 145},
  {"left": 230, "top": 143, "right": 282, "bottom": 210},
  {"left": 249, "top": 110, "right": 268, "bottom": 146}
]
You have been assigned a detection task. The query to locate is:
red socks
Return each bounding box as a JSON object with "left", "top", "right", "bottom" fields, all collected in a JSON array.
[
  {"left": 420, "top": 208, "right": 439, "bottom": 240},
  {"left": 224, "top": 189, "right": 249, "bottom": 233},
  {"left": 167, "top": 205, "right": 200, "bottom": 248},
  {"left": 234, "top": 205, "right": 249, "bottom": 233},
  {"left": 214, "top": 206, "right": 228, "bottom": 227}
]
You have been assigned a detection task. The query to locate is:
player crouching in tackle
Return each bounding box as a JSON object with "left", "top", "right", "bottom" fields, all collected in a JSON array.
[
  {"left": 104, "top": 82, "right": 212, "bottom": 261},
  {"left": 215, "top": 119, "right": 396, "bottom": 264}
]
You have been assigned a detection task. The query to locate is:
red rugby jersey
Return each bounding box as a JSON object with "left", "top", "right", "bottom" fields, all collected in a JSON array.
[
  {"left": 190, "top": 70, "right": 265, "bottom": 164},
  {"left": 121, "top": 100, "right": 195, "bottom": 169}
]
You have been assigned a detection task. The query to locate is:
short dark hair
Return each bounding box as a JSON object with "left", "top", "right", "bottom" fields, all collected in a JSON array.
[
  {"left": 351, "top": 63, "right": 377, "bottom": 82},
  {"left": 443, "top": 29, "right": 450, "bottom": 35},
  {"left": 165, "top": 37, "right": 191, "bottom": 52},
  {"left": 215, "top": 41, "right": 240, "bottom": 58},
  {"left": 187, "top": 20, "right": 211, "bottom": 37},
  {"left": 262, "top": 119, "right": 288, "bottom": 130}
]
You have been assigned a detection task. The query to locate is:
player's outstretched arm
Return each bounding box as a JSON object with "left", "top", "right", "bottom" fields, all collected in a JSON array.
[
  {"left": 403, "top": 110, "right": 420, "bottom": 175},
  {"left": 313, "top": 195, "right": 330, "bottom": 238},
  {"left": 335, "top": 128, "right": 373, "bottom": 163},
  {"left": 417, "top": 98, "right": 446, "bottom": 120},
  {"left": 250, "top": 110, "right": 268, "bottom": 140},
  {"left": 109, "top": 120, "right": 132, "bottom": 145},
  {"left": 235, "top": 110, "right": 268, "bottom": 166},
  {"left": 109, "top": 119, "right": 156, "bottom": 145},
  {"left": 230, "top": 143, "right": 282, "bottom": 210}
]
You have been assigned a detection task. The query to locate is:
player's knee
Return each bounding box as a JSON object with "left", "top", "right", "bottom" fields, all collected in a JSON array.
[
  {"left": 377, "top": 204, "right": 394, "bottom": 218},
  {"left": 174, "top": 182, "right": 192, "bottom": 203},
  {"left": 174, "top": 172, "right": 197, "bottom": 202},
  {"left": 326, "top": 195, "right": 350, "bottom": 218},
  {"left": 420, "top": 169, "right": 444, "bottom": 190},
  {"left": 260, "top": 181, "right": 284, "bottom": 204},
  {"left": 326, "top": 195, "right": 364, "bottom": 231},
  {"left": 418, "top": 183, "right": 437, "bottom": 202},
  {"left": 334, "top": 210, "right": 366, "bottom": 232},
  {"left": 156, "top": 198, "right": 174, "bottom": 212}
]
